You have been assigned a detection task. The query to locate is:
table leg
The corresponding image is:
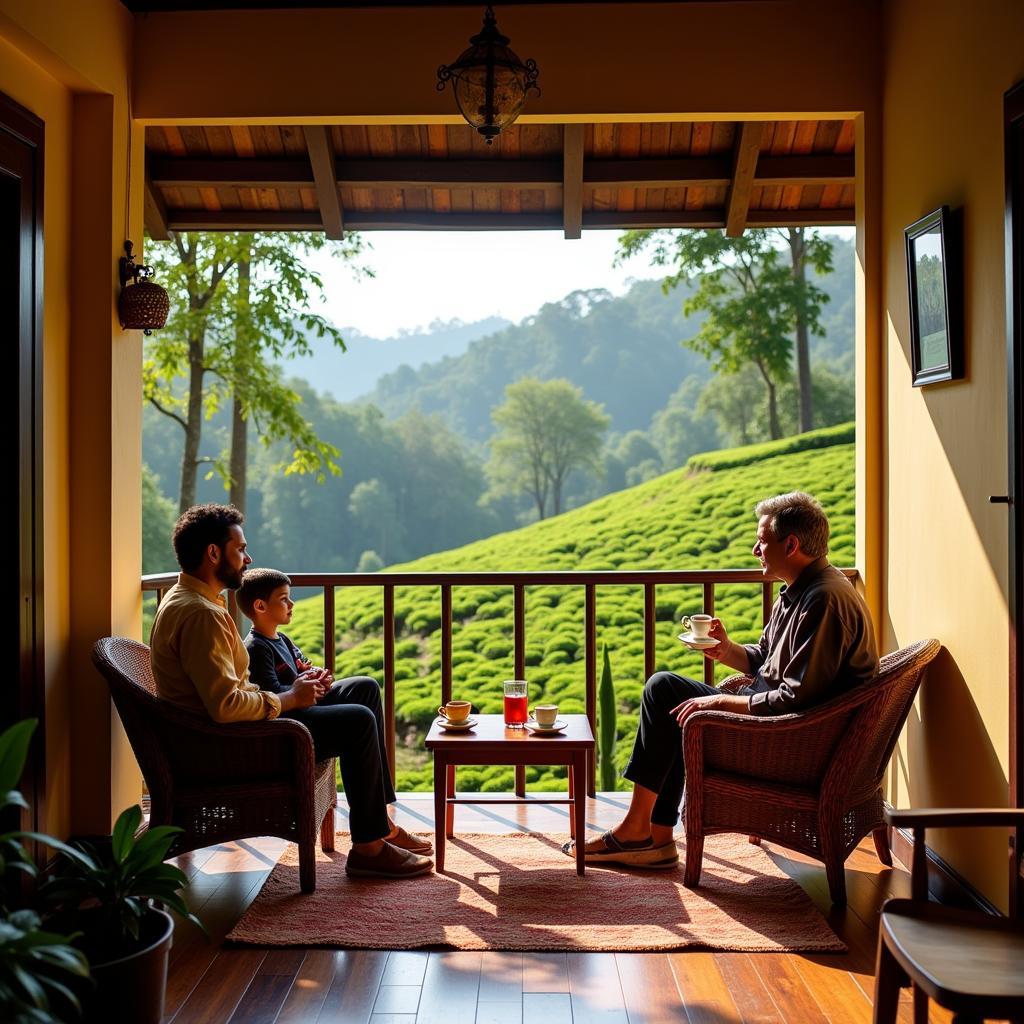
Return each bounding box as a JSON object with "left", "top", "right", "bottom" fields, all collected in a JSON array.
[
  {"left": 573, "top": 753, "right": 586, "bottom": 876},
  {"left": 433, "top": 754, "right": 446, "bottom": 873},
  {"left": 568, "top": 763, "right": 576, "bottom": 840},
  {"left": 445, "top": 764, "right": 456, "bottom": 839}
]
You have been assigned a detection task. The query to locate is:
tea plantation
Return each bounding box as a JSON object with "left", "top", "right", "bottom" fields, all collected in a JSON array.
[{"left": 285, "top": 425, "right": 856, "bottom": 792}]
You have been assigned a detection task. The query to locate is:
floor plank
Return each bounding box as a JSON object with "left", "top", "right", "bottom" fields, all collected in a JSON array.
[
  {"left": 162, "top": 794, "right": 947, "bottom": 1024},
  {"left": 614, "top": 952, "right": 687, "bottom": 1024},
  {"left": 668, "top": 952, "right": 742, "bottom": 1024}
]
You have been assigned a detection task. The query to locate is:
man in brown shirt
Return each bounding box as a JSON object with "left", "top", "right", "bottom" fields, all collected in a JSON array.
[
  {"left": 150, "top": 504, "right": 433, "bottom": 879},
  {"left": 566, "top": 491, "right": 878, "bottom": 868}
]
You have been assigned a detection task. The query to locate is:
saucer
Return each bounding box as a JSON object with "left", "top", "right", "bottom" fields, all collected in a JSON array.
[
  {"left": 678, "top": 633, "right": 720, "bottom": 648},
  {"left": 437, "top": 716, "right": 478, "bottom": 731},
  {"left": 524, "top": 718, "right": 568, "bottom": 734}
]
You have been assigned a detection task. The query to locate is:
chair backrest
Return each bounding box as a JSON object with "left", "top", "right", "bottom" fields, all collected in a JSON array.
[
  {"left": 92, "top": 636, "right": 176, "bottom": 799},
  {"left": 827, "top": 638, "right": 941, "bottom": 802}
]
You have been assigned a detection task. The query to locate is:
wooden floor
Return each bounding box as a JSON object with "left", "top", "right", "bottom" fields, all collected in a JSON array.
[{"left": 164, "top": 793, "right": 958, "bottom": 1024}]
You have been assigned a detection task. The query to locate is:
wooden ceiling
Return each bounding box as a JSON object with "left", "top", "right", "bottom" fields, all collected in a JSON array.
[{"left": 144, "top": 118, "right": 855, "bottom": 239}]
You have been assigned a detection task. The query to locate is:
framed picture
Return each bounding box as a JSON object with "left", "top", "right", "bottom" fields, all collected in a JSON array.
[{"left": 905, "top": 206, "right": 963, "bottom": 386}]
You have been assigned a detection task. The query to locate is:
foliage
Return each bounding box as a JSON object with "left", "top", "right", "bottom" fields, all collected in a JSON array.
[
  {"left": 141, "top": 465, "right": 177, "bottom": 575},
  {"left": 143, "top": 231, "right": 370, "bottom": 510},
  {"left": 40, "top": 806, "right": 202, "bottom": 964},
  {"left": 617, "top": 229, "right": 833, "bottom": 439},
  {"left": 0, "top": 721, "right": 89, "bottom": 1023},
  {"left": 598, "top": 645, "right": 618, "bottom": 792},
  {"left": 686, "top": 421, "right": 855, "bottom": 473},
  {"left": 487, "top": 378, "right": 610, "bottom": 519},
  {"left": 284, "top": 427, "right": 856, "bottom": 791}
]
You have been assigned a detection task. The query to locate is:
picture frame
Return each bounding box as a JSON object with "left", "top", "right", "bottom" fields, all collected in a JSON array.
[{"left": 905, "top": 205, "right": 963, "bottom": 386}]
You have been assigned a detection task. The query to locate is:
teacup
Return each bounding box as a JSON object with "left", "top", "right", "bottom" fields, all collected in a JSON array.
[
  {"left": 438, "top": 700, "right": 472, "bottom": 723},
  {"left": 529, "top": 704, "right": 559, "bottom": 727},
  {"left": 681, "top": 613, "right": 713, "bottom": 639}
]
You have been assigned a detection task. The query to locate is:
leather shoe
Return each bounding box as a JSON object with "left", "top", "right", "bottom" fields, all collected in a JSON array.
[
  {"left": 386, "top": 825, "right": 434, "bottom": 855},
  {"left": 345, "top": 841, "right": 433, "bottom": 879}
]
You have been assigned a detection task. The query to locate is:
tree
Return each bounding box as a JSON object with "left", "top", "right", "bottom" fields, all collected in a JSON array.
[
  {"left": 144, "top": 230, "right": 370, "bottom": 513},
  {"left": 617, "top": 228, "right": 832, "bottom": 439},
  {"left": 349, "top": 478, "right": 402, "bottom": 565},
  {"left": 649, "top": 377, "right": 721, "bottom": 467},
  {"left": 487, "top": 378, "right": 610, "bottom": 520},
  {"left": 141, "top": 465, "right": 177, "bottom": 574}
]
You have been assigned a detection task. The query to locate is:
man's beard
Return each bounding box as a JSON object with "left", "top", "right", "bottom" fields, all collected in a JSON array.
[{"left": 215, "top": 559, "right": 245, "bottom": 591}]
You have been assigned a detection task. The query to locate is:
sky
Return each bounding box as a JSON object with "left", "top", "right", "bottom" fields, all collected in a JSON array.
[
  {"left": 307, "top": 226, "right": 857, "bottom": 339},
  {"left": 308, "top": 230, "right": 663, "bottom": 338}
]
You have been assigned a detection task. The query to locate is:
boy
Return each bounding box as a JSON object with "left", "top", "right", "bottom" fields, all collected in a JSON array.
[{"left": 238, "top": 567, "right": 433, "bottom": 873}]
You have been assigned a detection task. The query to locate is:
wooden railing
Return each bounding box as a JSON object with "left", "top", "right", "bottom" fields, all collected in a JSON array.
[{"left": 142, "top": 568, "right": 859, "bottom": 796}]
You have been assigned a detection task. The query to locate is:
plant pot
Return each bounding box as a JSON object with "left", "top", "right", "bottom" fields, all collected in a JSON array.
[{"left": 83, "top": 908, "right": 174, "bottom": 1024}]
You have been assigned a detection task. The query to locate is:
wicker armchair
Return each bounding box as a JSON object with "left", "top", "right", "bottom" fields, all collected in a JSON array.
[
  {"left": 92, "top": 637, "right": 338, "bottom": 894},
  {"left": 681, "top": 638, "right": 941, "bottom": 905}
]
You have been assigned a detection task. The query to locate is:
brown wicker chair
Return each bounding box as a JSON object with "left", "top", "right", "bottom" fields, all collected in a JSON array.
[
  {"left": 681, "top": 638, "right": 941, "bottom": 905},
  {"left": 92, "top": 636, "right": 338, "bottom": 894}
]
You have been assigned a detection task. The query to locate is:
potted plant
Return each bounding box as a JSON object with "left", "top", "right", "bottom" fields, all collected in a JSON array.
[
  {"left": 0, "top": 720, "right": 204, "bottom": 1023},
  {"left": 39, "top": 804, "right": 204, "bottom": 1023},
  {"left": 0, "top": 720, "right": 89, "bottom": 1022}
]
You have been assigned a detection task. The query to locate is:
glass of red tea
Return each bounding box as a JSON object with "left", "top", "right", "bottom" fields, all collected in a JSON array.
[{"left": 503, "top": 679, "right": 528, "bottom": 728}]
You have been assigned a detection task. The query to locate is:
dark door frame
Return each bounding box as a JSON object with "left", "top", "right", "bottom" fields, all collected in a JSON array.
[
  {"left": 1004, "top": 81, "right": 1024, "bottom": 915},
  {"left": 0, "top": 91, "right": 45, "bottom": 835}
]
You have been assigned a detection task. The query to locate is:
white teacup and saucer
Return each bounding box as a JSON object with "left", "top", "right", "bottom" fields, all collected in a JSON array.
[
  {"left": 525, "top": 704, "right": 567, "bottom": 733},
  {"left": 678, "top": 613, "right": 720, "bottom": 650}
]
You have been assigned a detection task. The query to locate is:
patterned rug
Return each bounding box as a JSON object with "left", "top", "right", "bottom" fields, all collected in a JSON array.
[{"left": 226, "top": 832, "right": 845, "bottom": 953}]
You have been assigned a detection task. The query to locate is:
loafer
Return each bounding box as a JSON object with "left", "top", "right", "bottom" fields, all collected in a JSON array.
[
  {"left": 386, "top": 825, "right": 434, "bottom": 855},
  {"left": 562, "top": 830, "right": 679, "bottom": 869},
  {"left": 345, "top": 841, "right": 433, "bottom": 879}
]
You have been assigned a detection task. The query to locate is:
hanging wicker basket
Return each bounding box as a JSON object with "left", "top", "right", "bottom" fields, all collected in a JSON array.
[{"left": 118, "top": 279, "right": 169, "bottom": 332}]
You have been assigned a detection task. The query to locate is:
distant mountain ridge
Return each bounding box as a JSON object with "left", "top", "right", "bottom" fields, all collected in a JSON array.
[
  {"left": 357, "top": 236, "right": 854, "bottom": 445},
  {"left": 286, "top": 315, "right": 510, "bottom": 402}
]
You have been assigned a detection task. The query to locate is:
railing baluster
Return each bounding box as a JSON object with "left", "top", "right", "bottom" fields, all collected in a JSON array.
[
  {"left": 384, "top": 585, "right": 396, "bottom": 786},
  {"left": 762, "top": 580, "right": 774, "bottom": 627},
  {"left": 324, "top": 585, "right": 336, "bottom": 676},
  {"left": 703, "top": 581, "right": 716, "bottom": 689},
  {"left": 441, "top": 584, "right": 452, "bottom": 705},
  {"left": 585, "top": 583, "right": 597, "bottom": 797},
  {"left": 514, "top": 583, "right": 526, "bottom": 797},
  {"left": 644, "top": 582, "right": 656, "bottom": 681}
]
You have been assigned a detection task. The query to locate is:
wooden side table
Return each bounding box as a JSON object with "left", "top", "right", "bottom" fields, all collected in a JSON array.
[{"left": 424, "top": 714, "right": 595, "bottom": 875}]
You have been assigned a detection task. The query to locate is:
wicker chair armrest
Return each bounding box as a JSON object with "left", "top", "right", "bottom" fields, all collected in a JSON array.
[
  {"left": 886, "top": 807, "right": 1024, "bottom": 831},
  {"left": 718, "top": 674, "right": 752, "bottom": 694},
  {"left": 153, "top": 703, "right": 316, "bottom": 787}
]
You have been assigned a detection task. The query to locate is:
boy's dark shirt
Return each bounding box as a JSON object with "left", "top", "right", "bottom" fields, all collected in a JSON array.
[{"left": 244, "top": 629, "right": 310, "bottom": 693}]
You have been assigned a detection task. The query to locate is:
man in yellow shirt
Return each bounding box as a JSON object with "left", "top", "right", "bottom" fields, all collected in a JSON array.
[{"left": 150, "top": 503, "right": 432, "bottom": 879}]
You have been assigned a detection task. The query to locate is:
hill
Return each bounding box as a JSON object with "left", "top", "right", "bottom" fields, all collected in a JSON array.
[
  {"left": 285, "top": 425, "right": 856, "bottom": 791},
  {"left": 284, "top": 315, "right": 510, "bottom": 403},
  {"left": 360, "top": 236, "right": 855, "bottom": 445}
]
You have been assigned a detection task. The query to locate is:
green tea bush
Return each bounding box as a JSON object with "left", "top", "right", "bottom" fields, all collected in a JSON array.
[{"left": 293, "top": 430, "right": 856, "bottom": 792}]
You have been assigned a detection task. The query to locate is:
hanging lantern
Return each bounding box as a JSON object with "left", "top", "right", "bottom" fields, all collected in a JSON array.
[
  {"left": 437, "top": 5, "right": 540, "bottom": 144},
  {"left": 118, "top": 240, "right": 169, "bottom": 335}
]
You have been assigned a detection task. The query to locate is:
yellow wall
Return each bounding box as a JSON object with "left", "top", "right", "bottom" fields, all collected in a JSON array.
[
  {"left": 883, "top": 0, "right": 1024, "bottom": 908},
  {"left": 132, "top": 1, "right": 881, "bottom": 123},
  {"left": 0, "top": 0, "right": 141, "bottom": 838}
]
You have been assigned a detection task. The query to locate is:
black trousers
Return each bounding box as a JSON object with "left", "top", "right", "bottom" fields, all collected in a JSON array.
[
  {"left": 622, "top": 671, "right": 719, "bottom": 828},
  {"left": 284, "top": 676, "right": 396, "bottom": 843}
]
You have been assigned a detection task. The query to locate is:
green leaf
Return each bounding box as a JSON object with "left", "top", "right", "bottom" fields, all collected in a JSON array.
[
  {"left": 0, "top": 720, "right": 36, "bottom": 794},
  {"left": 111, "top": 804, "right": 142, "bottom": 863}
]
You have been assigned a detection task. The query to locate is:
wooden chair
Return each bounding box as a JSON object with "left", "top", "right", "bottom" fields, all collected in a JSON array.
[
  {"left": 92, "top": 637, "right": 338, "bottom": 894},
  {"left": 681, "top": 638, "right": 941, "bottom": 904},
  {"left": 874, "top": 807, "right": 1024, "bottom": 1024}
]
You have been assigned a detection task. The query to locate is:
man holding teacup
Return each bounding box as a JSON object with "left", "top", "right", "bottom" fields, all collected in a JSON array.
[{"left": 564, "top": 491, "right": 878, "bottom": 869}]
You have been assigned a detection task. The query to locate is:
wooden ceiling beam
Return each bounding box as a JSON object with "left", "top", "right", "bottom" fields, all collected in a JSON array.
[
  {"left": 149, "top": 157, "right": 314, "bottom": 189},
  {"left": 725, "top": 122, "right": 763, "bottom": 237},
  {"left": 148, "top": 153, "right": 854, "bottom": 193},
  {"left": 754, "top": 154, "right": 855, "bottom": 185},
  {"left": 563, "top": 125, "right": 585, "bottom": 240},
  {"left": 163, "top": 206, "right": 856, "bottom": 232},
  {"left": 303, "top": 126, "right": 345, "bottom": 240},
  {"left": 144, "top": 160, "right": 170, "bottom": 240}
]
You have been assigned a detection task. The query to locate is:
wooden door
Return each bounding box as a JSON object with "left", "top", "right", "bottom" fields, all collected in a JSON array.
[{"left": 0, "top": 92, "right": 44, "bottom": 835}]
